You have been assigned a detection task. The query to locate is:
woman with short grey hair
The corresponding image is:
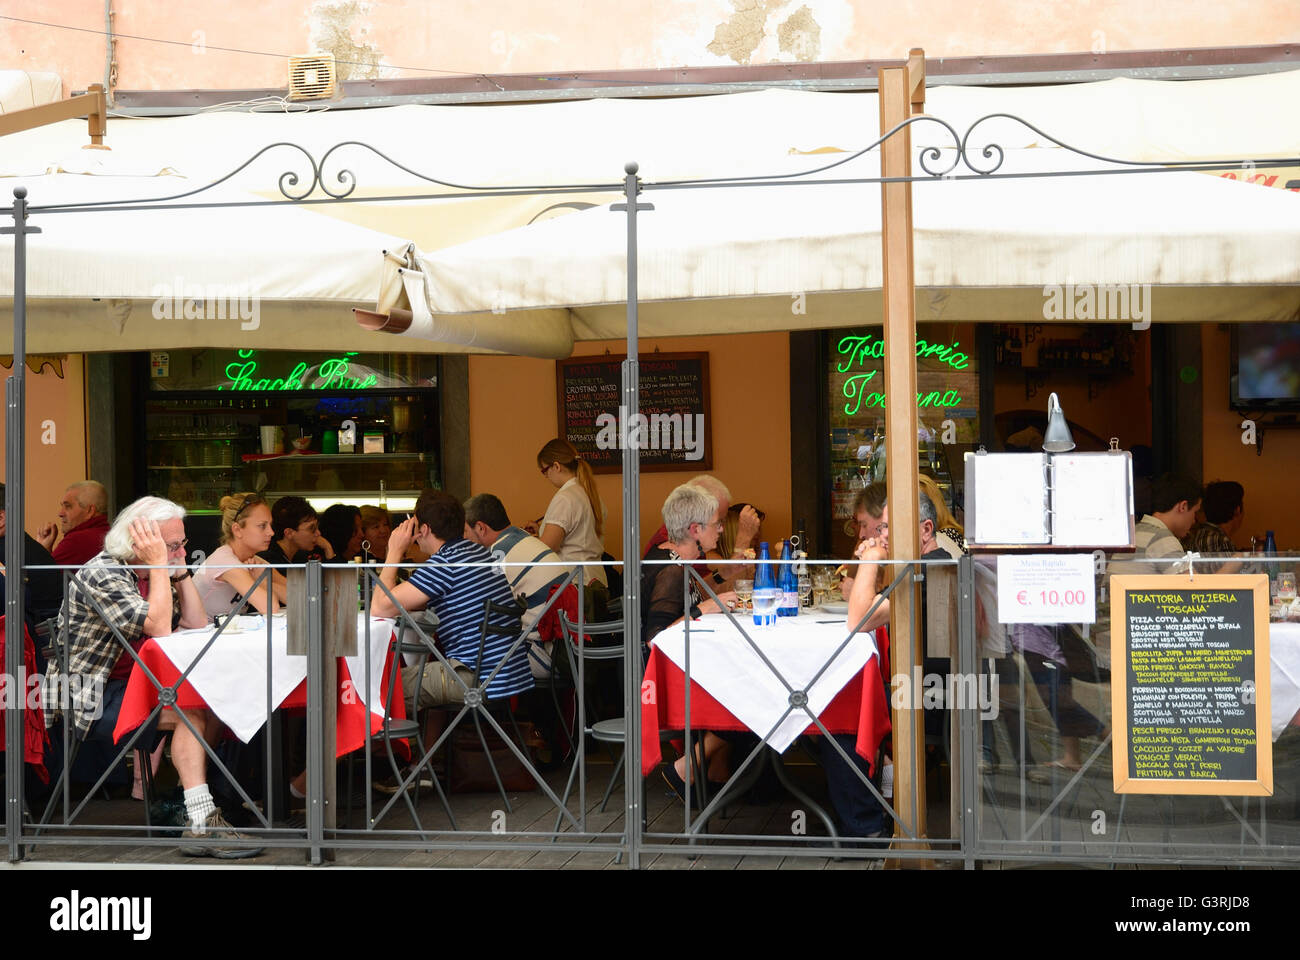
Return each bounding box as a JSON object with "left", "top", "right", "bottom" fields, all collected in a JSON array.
[{"left": 643, "top": 482, "right": 738, "bottom": 801}]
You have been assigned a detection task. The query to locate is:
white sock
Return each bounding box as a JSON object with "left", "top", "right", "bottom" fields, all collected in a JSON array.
[{"left": 183, "top": 785, "right": 216, "bottom": 831}]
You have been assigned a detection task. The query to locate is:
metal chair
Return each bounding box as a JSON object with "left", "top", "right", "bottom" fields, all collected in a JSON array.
[
  {"left": 430, "top": 600, "right": 537, "bottom": 814},
  {"left": 551, "top": 612, "right": 628, "bottom": 818},
  {"left": 347, "top": 620, "right": 456, "bottom": 832}
]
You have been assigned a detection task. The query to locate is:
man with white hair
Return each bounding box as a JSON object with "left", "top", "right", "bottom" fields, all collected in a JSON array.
[
  {"left": 642, "top": 474, "right": 761, "bottom": 581},
  {"left": 45, "top": 495, "right": 262, "bottom": 858},
  {"left": 35, "top": 480, "right": 111, "bottom": 567}
]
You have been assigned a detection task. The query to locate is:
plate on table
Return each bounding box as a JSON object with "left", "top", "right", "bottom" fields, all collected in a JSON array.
[{"left": 818, "top": 600, "right": 849, "bottom": 615}]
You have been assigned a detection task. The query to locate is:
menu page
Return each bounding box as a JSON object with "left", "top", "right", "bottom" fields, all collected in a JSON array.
[
  {"left": 1113, "top": 576, "right": 1272, "bottom": 795},
  {"left": 966, "top": 452, "right": 1049, "bottom": 545},
  {"left": 1051, "top": 453, "right": 1132, "bottom": 547}
]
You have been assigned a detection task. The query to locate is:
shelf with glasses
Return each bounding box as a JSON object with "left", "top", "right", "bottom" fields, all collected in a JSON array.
[
  {"left": 240, "top": 452, "right": 431, "bottom": 463},
  {"left": 152, "top": 433, "right": 245, "bottom": 441},
  {"left": 147, "top": 465, "right": 241, "bottom": 470}
]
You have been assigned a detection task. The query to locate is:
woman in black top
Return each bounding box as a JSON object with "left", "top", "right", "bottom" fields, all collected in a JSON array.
[{"left": 642, "top": 483, "right": 738, "bottom": 799}]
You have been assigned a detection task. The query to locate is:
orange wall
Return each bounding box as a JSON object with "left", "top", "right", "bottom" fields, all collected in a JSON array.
[
  {"left": 1202, "top": 325, "right": 1298, "bottom": 550},
  {"left": 6, "top": 1, "right": 1298, "bottom": 91},
  {"left": 0, "top": 356, "right": 88, "bottom": 536},
  {"left": 468, "top": 333, "right": 791, "bottom": 561}
]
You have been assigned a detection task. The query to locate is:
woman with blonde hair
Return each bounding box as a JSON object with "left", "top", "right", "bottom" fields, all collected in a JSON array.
[
  {"left": 194, "top": 492, "right": 288, "bottom": 618},
  {"left": 536, "top": 438, "right": 608, "bottom": 587},
  {"left": 919, "top": 474, "right": 966, "bottom": 553}
]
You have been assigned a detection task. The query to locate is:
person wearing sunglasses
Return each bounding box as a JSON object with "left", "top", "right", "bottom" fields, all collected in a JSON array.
[{"left": 194, "top": 492, "right": 287, "bottom": 619}]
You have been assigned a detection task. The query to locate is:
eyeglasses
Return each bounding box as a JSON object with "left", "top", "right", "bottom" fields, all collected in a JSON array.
[
  {"left": 165, "top": 538, "right": 188, "bottom": 554},
  {"left": 539, "top": 463, "right": 553, "bottom": 476}
]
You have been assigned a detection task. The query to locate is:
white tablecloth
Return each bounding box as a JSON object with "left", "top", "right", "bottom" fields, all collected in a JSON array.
[
  {"left": 152, "top": 615, "right": 396, "bottom": 742},
  {"left": 1269, "top": 622, "right": 1300, "bottom": 741},
  {"left": 651, "top": 612, "right": 877, "bottom": 753}
]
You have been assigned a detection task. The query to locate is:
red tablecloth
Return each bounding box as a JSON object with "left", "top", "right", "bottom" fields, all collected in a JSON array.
[
  {"left": 113, "top": 636, "right": 406, "bottom": 757},
  {"left": 0, "top": 617, "right": 48, "bottom": 782},
  {"left": 640, "top": 631, "right": 891, "bottom": 776}
]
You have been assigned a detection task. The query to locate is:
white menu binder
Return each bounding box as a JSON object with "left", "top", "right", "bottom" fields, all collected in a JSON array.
[{"left": 965, "top": 447, "right": 1135, "bottom": 549}]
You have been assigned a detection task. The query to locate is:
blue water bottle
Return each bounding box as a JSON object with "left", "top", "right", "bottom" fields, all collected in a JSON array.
[
  {"left": 777, "top": 539, "right": 799, "bottom": 618},
  {"left": 752, "top": 542, "right": 779, "bottom": 627}
]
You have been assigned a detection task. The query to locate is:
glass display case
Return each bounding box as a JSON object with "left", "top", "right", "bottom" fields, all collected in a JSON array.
[{"left": 144, "top": 349, "right": 440, "bottom": 516}]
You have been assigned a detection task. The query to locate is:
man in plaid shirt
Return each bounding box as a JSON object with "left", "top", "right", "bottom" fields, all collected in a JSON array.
[{"left": 45, "top": 496, "right": 262, "bottom": 858}]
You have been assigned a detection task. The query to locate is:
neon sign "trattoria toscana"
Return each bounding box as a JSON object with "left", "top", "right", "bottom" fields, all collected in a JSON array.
[{"left": 835, "top": 333, "right": 970, "bottom": 416}]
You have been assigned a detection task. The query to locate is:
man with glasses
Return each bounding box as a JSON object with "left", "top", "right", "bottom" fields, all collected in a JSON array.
[{"left": 43, "top": 495, "right": 262, "bottom": 858}]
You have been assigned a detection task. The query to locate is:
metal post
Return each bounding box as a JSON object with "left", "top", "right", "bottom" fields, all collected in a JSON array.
[
  {"left": 614, "top": 161, "right": 651, "bottom": 869},
  {"left": 305, "top": 559, "right": 324, "bottom": 864},
  {"left": 957, "top": 555, "right": 978, "bottom": 869},
  {"left": 4, "top": 186, "right": 39, "bottom": 863}
]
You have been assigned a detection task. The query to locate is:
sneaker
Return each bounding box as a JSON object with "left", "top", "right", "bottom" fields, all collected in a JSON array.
[
  {"left": 373, "top": 767, "right": 436, "bottom": 795},
  {"left": 179, "top": 809, "right": 265, "bottom": 860}
]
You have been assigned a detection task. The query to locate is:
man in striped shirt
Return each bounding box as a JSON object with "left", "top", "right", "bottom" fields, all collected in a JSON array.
[
  {"left": 1131, "top": 474, "right": 1202, "bottom": 575},
  {"left": 371, "top": 490, "right": 534, "bottom": 706}
]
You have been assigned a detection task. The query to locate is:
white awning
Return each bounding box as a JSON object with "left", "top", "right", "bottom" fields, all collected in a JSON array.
[{"left": 370, "top": 148, "right": 1300, "bottom": 346}]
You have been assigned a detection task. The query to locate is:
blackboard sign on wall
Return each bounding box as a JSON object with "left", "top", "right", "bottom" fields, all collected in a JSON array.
[
  {"left": 1111, "top": 574, "right": 1273, "bottom": 796},
  {"left": 555, "top": 353, "right": 713, "bottom": 474}
]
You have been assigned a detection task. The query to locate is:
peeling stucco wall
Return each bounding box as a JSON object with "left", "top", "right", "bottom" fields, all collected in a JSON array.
[
  {"left": 707, "top": 0, "right": 778, "bottom": 65},
  {"left": 777, "top": 5, "right": 822, "bottom": 61},
  {"left": 706, "top": 0, "right": 838, "bottom": 65},
  {"left": 3, "top": 0, "right": 1297, "bottom": 92},
  {"left": 307, "top": 0, "right": 383, "bottom": 80}
]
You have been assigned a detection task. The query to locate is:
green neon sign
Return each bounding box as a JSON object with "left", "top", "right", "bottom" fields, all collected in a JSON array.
[
  {"left": 835, "top": 333, "right": 969, "bottom": 416},
  {"left": 219, "top": 350, "right": 378, "bottom": 391},
  {"left": 835, "top": 333, "right": 971, "bottom": 373}
]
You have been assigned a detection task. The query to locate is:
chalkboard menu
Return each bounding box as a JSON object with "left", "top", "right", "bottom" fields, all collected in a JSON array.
[
  {"left": 555, "top": 353, "right": 712, "bottom": 474},
  {"left": 1111, "top": 574, "right": 1272, "bottom": 796}
]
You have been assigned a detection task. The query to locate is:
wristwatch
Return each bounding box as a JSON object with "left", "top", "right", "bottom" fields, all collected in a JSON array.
[{"left": 170, "top": 569, "right": 192, "bottom": 582}]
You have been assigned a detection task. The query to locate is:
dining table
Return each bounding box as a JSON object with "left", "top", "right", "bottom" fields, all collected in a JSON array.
[
  {"left": 112, "top": 614, "right": 406, "bottom": 756},
  {"left": 640, "top": 609, "right": 892, "bottom": 839}
]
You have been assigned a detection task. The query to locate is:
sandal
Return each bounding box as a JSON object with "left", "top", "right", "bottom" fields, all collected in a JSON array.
[{"left": 661, "top": 765, "right": 687, "bottom": 802}]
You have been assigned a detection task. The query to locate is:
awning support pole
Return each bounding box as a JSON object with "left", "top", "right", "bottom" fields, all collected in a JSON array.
[
  {"left": 614, "top": 161, "right": 653, "bottom": 869},
  {"left": 3, "top": 187, "right": 39, "bottom": 863},
  {"left": 879, "top": 51, "right": 929, "bottom": 864}
]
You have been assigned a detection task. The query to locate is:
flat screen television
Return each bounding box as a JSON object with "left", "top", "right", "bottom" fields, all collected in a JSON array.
[{"left": 1230, "top": 322, "right": 1300, "bottom": 411}]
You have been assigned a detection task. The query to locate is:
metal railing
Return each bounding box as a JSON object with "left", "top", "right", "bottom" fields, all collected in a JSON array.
[{"left": 6, "top": 552, "right": 1300, "bottom": 867}]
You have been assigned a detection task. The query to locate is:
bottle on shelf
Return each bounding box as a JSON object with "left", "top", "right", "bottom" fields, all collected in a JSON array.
[
  {"left": 777, "top": 539, "right": 799, "bottom": 618},
  {"left": 1266, "top": 530, "right": 1279, "bottom": 598}
]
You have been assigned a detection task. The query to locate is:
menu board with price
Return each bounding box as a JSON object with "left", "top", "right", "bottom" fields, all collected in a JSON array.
[
  {"left": 1111, "top": 574, "right": 1272, "bottom": 796},
  {"left": 555, "top": 353, "right": 712, "bottom": 474}
]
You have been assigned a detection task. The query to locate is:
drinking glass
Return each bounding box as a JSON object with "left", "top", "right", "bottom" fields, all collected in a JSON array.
[
  {"left": 797, "top": 575, "right": 813, "bottom": 612},
  {"left": 1279, "top": 571, "right": 1297, "bottom": 602},
  {"left": 734, "top": 579, "right": 753, "bottom": 612},
  {"left": 751, "top": 587, "right": 780, "bottom": 626}
]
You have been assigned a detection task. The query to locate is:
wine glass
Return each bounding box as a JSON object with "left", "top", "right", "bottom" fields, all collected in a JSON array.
[
  {"left": 797, "top": 574, "right": 813, "bottom": 612},
  {"left": 734, "top": 579, "right": 753, "bottom": 613}
]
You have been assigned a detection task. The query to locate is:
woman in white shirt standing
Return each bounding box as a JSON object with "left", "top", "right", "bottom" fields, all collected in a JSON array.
[
  {"left": 536, "top": 438, "right": 608, "bottom": 587},
  {"left": 194, "top": 492, "right": 288, "bottom": 619}
]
